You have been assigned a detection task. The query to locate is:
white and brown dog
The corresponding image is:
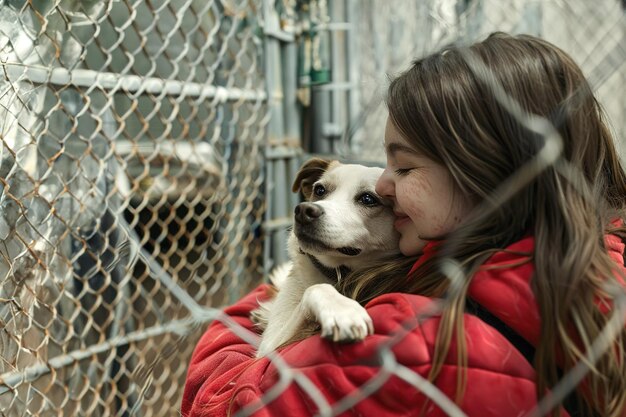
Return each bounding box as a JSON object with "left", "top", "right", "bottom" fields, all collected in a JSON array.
[{"left": 253, "top": 158, "right": 400, "bottom": 357}]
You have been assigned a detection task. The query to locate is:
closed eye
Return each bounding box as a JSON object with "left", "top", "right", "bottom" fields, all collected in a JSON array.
[{"left": 394, "top": 168, "right": 412, "bottom": 176}]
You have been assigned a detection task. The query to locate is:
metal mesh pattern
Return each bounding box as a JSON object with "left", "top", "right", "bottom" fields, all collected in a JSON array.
[
  {"left": 0, "top": 0, "right": 266, "bottom": 415},
  {"left": 1, "top": 0, "right": 625, "bottom": 416},
  {"left": 236, "top": 0, "right": 626, "bottom": 416}
]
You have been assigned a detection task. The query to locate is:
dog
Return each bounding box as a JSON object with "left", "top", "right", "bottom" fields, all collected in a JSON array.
[{"left": 253, "top": 158, "right": 400, "bottom": 357}]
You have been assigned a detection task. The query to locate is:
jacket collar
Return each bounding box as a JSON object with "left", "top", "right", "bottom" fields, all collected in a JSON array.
[{"left": 408, "top": 230, "right": 626, "bottom": 348}]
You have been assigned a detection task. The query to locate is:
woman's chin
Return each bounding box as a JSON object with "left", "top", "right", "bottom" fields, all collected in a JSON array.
[{"left": 399, "top": 236, "right": 426, "bottom": 257}]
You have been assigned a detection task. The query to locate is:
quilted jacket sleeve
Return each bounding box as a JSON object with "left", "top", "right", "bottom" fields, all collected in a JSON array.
[
  {"left": 181, "top": 285, "right": 269, "bottom": 417},
  {"left": 181, "top": 286, "right": 539, "bottom": 417}
]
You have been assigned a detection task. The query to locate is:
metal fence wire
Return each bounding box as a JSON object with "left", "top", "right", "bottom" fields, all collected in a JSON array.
[
  {"left": 0, "top": 0, "right": 267, "bottom": 415},
  {"left": 0, "top": 0, "right": 624, "bottom": 416}
]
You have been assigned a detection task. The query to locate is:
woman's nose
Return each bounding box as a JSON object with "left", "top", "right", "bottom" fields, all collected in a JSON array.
[{"left": 376, "top": 169, "right": 395, "bottom": 199}]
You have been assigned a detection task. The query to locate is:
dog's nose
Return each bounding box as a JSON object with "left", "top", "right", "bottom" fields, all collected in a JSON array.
[{"left": 294, "top": 202, "right": 324, "bottom": 224}]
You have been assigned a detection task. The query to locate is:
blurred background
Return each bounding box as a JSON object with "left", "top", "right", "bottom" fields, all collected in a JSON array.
[{"left": 0, "top": 0, "right": 624, "bottom": 415}]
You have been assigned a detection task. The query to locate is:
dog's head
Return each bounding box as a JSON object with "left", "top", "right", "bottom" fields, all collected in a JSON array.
[{"left": 291, "top": 158, "right": 400, "bottom": 268}]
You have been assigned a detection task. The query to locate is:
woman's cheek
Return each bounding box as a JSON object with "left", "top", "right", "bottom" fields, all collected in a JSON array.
[{"left": 402, "top": 198, "right": 425, "bottom": 225}]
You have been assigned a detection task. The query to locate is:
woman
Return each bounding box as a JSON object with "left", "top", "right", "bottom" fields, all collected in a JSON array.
[{"left": 182, "top": 32, "right": 626, "bottom": 417}]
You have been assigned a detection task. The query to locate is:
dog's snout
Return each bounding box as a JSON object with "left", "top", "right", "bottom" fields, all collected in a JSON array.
[{"left": 295, "top": 203, "right": 324, "bottom": 224}]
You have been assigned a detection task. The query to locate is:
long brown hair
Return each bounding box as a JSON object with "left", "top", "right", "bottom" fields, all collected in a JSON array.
[{"left": 339, "top": 32, "right": 626, "bottom": 416}]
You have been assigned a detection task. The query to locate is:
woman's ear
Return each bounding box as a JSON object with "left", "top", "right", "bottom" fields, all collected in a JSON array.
[{"left": 292, "top": 158, "right": 331, "bottom": 200}]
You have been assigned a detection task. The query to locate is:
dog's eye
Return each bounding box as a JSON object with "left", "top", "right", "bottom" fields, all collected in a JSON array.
[
  {"left": 358, "top": 193, "right": 379, "bottom": 206},
  {"left": 313, "top": 184, "right": 326, "bottom": 197}
]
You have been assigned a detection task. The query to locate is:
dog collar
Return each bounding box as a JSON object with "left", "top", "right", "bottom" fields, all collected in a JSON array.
[{"left": 302, "top": 251, "right": 351, "bottom": 283}]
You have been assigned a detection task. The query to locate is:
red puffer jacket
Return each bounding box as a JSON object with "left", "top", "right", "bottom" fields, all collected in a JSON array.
[{"left": 181, "top": 233, "right": 626, "bottom": 417}]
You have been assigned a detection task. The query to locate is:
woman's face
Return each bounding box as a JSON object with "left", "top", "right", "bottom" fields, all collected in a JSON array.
[{"left": 376, "top": 118, "right": 474, "bottom": 256}]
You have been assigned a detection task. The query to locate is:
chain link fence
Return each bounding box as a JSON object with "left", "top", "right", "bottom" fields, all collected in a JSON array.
[
  {"left": 0, "top": 0, "right": 266, "bottom": 415},
  {"left": 0, "top": 0, "right": 624, "bottom": 416}
]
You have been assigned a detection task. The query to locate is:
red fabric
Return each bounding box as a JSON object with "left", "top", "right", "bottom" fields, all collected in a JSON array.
[{"left": 181, "top": 233, "right": 626, "bottom": 417}]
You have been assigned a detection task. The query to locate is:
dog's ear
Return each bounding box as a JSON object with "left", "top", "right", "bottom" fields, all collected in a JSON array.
[{"left": 292, "top": 158, "right": 331, "bottom": 200}]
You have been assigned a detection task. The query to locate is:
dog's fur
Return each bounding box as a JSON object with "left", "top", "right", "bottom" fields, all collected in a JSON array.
[{"left": 253, "top": 158, "right": 400, "bottom": 357}]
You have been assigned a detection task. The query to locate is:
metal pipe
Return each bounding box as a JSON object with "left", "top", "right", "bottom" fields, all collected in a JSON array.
[
  {"left": 2, "top": 64, "right": 267, "bottom": 101},
  {"left": 272, "top": 155, "right": 289, "bottom": 266},
  {"left": 330, "top": 0, "right": 348, "bottom": 156},
  {"left": 346, "top": 0, "right": 362, "bottom": 156},
  {"left": 312, "top": 22, "right": 352, "bottom": 32},
  {"left": 281, "top": 41, "right": 301, "bottom": 145},
  {"left": 263, "top": 0, "right": 287, "bottom": 275},
  {"left": 263, "top": 150, "right": 275, "bottom": 276}
]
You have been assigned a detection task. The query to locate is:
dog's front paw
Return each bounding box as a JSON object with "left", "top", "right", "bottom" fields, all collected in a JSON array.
[
  {"left": 303, "top": 284, "right": 374, "bottom": 343},
  {"left": 318, "top": 298, "right": 374, "bottom": 342}
]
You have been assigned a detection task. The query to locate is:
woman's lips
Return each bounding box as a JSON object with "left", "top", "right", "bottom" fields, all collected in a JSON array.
[{"left": 393, "top": 213, "right": 411, "bottom": 230}]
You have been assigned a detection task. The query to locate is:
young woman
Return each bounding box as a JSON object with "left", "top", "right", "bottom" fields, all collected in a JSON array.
[{"left": 182, "top": 32, "right": 626, "bottom": 417}]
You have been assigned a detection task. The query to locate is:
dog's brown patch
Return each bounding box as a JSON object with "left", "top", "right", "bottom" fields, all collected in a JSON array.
[{"left": 292, "top": 158, "right": 333, "bottom": 200}]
